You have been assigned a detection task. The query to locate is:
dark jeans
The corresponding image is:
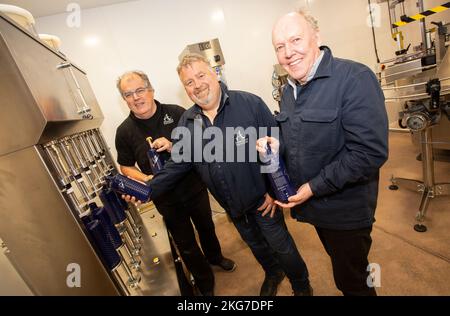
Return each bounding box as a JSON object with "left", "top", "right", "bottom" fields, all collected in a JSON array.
[
  {"left": 315, "top": 226, "right": 377, "bottom": 296},
  {"left": 157, "top": 188, "right": 223, "bottom": 293},
  {"left": 231, "top": 207, "right": 310, "bottom": 292}
]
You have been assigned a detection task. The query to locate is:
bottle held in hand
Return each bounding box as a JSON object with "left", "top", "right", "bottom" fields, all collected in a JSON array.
[
  {"left": 264, "top": 144, "right": 297, "bottom": 203},
  {"left": 146, "top": 137, "right": 165, "bottom": 175},
  {"left": 107, "top": 174, "right": 152, "bottom": 203}
]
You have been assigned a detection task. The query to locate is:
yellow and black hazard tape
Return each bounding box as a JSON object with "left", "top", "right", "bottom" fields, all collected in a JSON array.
[{"left": 392, "top": 2, "right": 450, "bottom": 28}]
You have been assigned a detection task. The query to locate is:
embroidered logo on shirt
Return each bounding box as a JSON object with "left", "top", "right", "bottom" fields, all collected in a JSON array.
[
  {"left": 163, "top": 114, "right": 174, "bottom": 125},
  {"left": 235, "top": 130, "right": 248, "bottom": 146}
]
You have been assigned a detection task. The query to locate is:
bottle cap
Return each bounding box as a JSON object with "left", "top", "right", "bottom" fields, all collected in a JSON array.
[{"left": 146, "top": 137, "right": 153, "bottom": 147}]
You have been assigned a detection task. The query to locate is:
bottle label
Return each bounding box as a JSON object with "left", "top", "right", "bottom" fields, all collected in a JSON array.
[{"left": 264, "top": 144, "right": 296, "bottom": 203}]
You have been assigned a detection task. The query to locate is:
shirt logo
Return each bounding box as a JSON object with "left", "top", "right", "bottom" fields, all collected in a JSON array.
[
  {"left": 235, "top": 130, "right": 248, "bottom": 146},
  {"left": 163, "top": 114, "right": 174, "bottom": 125}
]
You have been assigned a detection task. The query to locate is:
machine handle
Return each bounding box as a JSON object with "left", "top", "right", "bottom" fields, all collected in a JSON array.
[
  {"left": 57, "top": 62, "right": 91, "bottom": 115},
  {"left": 56, "top": 62, "right": 71, "bottom": 69}
]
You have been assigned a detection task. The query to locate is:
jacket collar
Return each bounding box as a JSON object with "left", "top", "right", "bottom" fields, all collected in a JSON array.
[{"left": 313, "top": 45, "right": 333, "bottom": 79}]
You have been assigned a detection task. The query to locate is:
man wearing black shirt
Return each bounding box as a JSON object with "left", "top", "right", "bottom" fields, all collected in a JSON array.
[{"left": 115, "top": 71, "right": 235, "bottom": 296}]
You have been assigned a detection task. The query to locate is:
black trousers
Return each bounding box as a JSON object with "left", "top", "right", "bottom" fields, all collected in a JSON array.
[
  {"left": 315, "top": 226, "right": 377, "bottom": 296},
  {"left": 157, "top": 188, "right": 223, "bottom": 294}
]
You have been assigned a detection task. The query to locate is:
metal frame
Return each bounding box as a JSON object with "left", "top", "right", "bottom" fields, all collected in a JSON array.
[{"left": 390, "top": 128, "right": 450, "bottom": 232}]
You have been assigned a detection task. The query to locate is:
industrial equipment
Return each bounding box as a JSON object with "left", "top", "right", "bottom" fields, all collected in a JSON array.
[
  {"left": 378, "top": 0, "right": 450, "bottom": 232},
  {"left": 179, "top": 38, "right": 227, "bottom": 84},
  {"left": 0, "top": 11, "right": 182, "bottom": 295},
  {"left": 271, "top": 64, "right": 288, "bottom": 106}
]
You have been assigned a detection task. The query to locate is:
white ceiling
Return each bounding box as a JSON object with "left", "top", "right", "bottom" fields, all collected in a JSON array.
[{"left": 0, "top": 0, "right": 135, "bottom": 17}]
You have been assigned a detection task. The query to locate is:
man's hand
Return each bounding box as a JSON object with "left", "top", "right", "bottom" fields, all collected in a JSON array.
[
  {"left": 151, "top": 137, "right": 172, "bottom": 153},
  {"left": 257, "top": 193, "right": 278, "bottom": 218},
  {"left": 120, "top": 176, "right": 149, "bottom": 205},
  {"left": 256, "top": 136, "right": 280, "bottom": 155},
  {"left": 121, "top": 194, "right": 142, "bottom": 206},
  {"left": 143, "top": 174, "right": 154, "bottom": 182},
  {"left": 275, "top": 183, "right": 314, "bottom": 208}
]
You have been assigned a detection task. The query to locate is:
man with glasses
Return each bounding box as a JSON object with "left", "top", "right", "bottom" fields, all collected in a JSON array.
[{"left": 115, "top": 71, "right": 236, "bottom": 296}]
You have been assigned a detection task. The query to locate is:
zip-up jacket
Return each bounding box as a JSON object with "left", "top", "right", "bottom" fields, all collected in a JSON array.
[
  {"left": 278, "top": 46, "right": 389, "bottom": 230},
  {"left": 148, "top": 83, "right": 277, "bottom": 218}
]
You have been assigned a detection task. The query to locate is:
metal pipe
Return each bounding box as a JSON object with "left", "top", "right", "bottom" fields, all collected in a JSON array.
[
  {"left": 111, "top": 267, "right": 131, "bottom": 296},
  {"left": 124, "top": 217, "right": 141, "bottom": 241},
  {"left": 57, "top": 140, "right": 81, "bottom": 176},
  {"left": 381, "top": 64, "right": 436, "bottom": 79},
  {"left": 43, "top": 144, "right": 71, "bottom": 186},
  {"left": 73, "top": 135, "right": 103, "bottom": 189},
  {"left": 80, "top": 132, "right": 106, "bottom": 179},
  {"left": 125, "top": 209, "right": 142, "bottom": 235},
  {"left": 69, "top": 136, "right": 101, "bottom": 191},
  {"left": 117, "top": 244, "right": 141, "bottom": 271},
  {"left": 84, "top": 132, "right": 108, "bottom": 176},
  {"left": 91, "top": 130, "right": 115, "bottom": 172},
  {"left": 76, "top": 134, "right": 103, "bottom": 182},
  {"left": 57, "top": 140, "right": 94, "bottom": 202},
  {"left": 117, "top": 223, "right": 141, "bottom": 256},
  {"left": 418, "top": 0, "right": 427, "bottom": 53},
  {"left": 88, "top": 131, "right": 112, "bottom": 174},
  {"left": 112, "top": 259, "right": 140, "bottom": 292},
  {"left": 382, "top": 77, "right": 450, "bottom": 90},
  {"left": 64, "top": 186, "right": 87, "bottom": 216},
  {"left": 385, "top": 87, "right": 450, "bottom": 100},
  {"left": 421, "top": 128, "right": 435, "bottom": 188},
  {"left": 66, "top": 66, "right": 91, "bottom": 114},
  {"left": 65, "top": 138, "right": 97, "bottom": 194}
]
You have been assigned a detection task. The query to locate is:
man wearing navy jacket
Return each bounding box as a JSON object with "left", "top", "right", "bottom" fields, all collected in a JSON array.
[
  {"left": 258, "top": 10, "right": 389, "bottom": 296},
  {"left": 128, "top": 55, "right": 312, "bottom": 296}
]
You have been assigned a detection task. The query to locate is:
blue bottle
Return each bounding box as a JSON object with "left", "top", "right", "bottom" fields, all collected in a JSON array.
[
  {"left": 146, "top": 137, "right": 165, "bottom": 174},
  {"left": 264, "top": 144, "right": 297, "bottom": 203},
  {"left": 107, "top": 174, "right": 152, "bottom": 203}
]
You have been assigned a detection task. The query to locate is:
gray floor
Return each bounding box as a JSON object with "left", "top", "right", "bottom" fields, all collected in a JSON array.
[{"left": 209, "top": 132, "right": 450, "bottom": 296}]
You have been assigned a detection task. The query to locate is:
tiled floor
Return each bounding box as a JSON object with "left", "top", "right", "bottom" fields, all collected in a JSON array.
[{"left": 210, "top": 132, "right": 450, "bottom": 296}]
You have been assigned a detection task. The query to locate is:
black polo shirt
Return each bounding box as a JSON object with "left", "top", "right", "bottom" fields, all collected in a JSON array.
[{"left": 115, "top": 100, "right": 206, "bottom": 208}]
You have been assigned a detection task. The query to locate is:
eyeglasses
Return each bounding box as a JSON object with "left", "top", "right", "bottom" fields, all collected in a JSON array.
[{"left": 122, "top": 86, "right": 149, "bottom": 100}]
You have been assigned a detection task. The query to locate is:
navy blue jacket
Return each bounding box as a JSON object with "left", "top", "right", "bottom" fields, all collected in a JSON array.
[
  {"left": 148, "top": 84, "right": 277, "bottom": 218},
  {"left": 279, "top": 47, "right": 388, "bottom": 230}
]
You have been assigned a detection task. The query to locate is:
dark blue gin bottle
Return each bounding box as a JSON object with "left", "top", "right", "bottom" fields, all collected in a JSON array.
[
  {"left": 107, "top": 174, "right": 152, "bottom": 202},
  {"left": 264, "top": 144, "right": 297, "bottom": 203},
  {"left": 146, "top": 137, "right": 165, "bottom": 175}
]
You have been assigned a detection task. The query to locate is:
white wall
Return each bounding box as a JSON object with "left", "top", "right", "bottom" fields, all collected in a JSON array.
[
  {"left": 36, "top": 0, "right": 297, "bottom": 159},
  {"left": 35, "top": 0, "right": 448, "bottom": 161}
]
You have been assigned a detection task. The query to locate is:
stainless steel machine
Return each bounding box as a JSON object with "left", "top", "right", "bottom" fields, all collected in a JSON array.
[
  {"left": 0, "top": 12, "right": 182, "bottom": 295},
  {"left": 179, "top": 38, "right": 227, "bottom": 84},
  {"left": 271, "top": 64, "right": 288, "bottom": 107},
  {"left": 377, "top": 0, "right": 450, "bottom": 232}
]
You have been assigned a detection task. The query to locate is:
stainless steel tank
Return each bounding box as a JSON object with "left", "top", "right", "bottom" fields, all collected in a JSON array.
[{"left": 0, "top": 12, "right": 181, "bottom": 295}]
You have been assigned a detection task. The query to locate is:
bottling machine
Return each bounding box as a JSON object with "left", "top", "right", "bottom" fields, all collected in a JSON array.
[
  {"left": 377, "top": 0, "right": 450, "bottom": 232},
  {"left": 0, "top": 12, "right": 182, "bottom": 295}
]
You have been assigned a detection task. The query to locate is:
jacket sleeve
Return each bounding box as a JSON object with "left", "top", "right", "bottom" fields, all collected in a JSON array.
[
  {"left": 148, "top": 112, "right": 195, "bottom": 199},
  {"left": 147, "top": 159, "right": 194, "bottom": 200},
  {"left": 309, "top": 69, "right": 389, "bottom": 197}
]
